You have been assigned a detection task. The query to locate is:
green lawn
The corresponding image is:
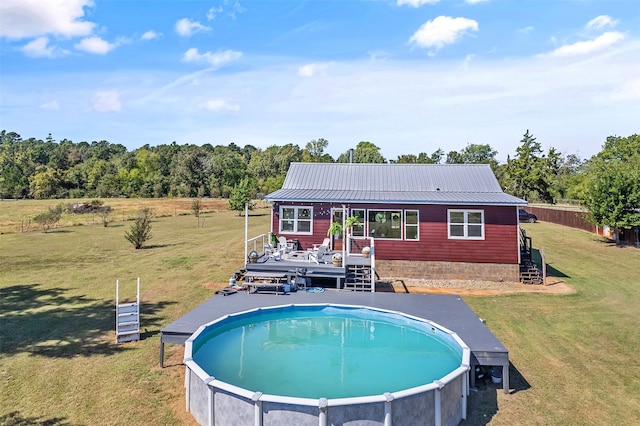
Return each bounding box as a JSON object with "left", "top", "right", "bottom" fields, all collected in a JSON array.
[
  {"left": 462, "top": 222, "right": 640, "bottom": 425},
  {"left": 1, "top": 200, "right": 269, "bottom": 425},
  {"left": 1, "top": 201, "right": 639, "bottom": 425}
]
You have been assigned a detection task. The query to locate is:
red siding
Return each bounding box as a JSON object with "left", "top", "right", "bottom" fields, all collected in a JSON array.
[{"left": 271, "top": 202, "right": 519, "bottom": 264}]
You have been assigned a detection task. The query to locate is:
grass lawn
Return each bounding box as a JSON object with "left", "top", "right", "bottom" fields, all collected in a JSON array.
[
  {"left": 1, "top": 199, "right": 639, "bottom": 425},
  {"left": 462, "top": 222, "right": 640, "bottom": 425}
]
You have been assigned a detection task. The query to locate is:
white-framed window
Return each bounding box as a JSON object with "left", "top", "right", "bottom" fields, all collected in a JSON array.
[
  {"left": 448, "top": 209, "right": 484, "bottom": 239},
  {"left": 350, "top": 209, "right": 366, "bottom": 237},
  {"left": 280, "top": 206, "right": 313, "bottom": 234},
  {"left": 404, "top": 210, "right": 419, "bottom": 240}
]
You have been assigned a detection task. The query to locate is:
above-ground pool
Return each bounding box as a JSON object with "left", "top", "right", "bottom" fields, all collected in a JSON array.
[{"left": 184, "top": 304, "right": 470, "bottom": 426}]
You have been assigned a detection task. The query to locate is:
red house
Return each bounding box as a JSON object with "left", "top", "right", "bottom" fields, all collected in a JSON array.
[{"left": 264, "top": 162, "right": 528, "bottom": 282}]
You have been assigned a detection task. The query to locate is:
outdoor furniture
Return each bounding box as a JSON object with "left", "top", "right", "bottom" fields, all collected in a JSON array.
[
  {"left": 308, "top": 245, "right": 329, "bottom": 264},
  {"left": 244, "top": 271, "right": 289, "bottom": 294},
  {"left": 313, "top": 238, "right": 331, "bottom": 250},
  {"left": 263, "top": 242, "right": 282, "bottom": 260},
  {"left": 278, "top": 236, "right": 294, "bottom": 255},
  {"left": 286, "top": 250, "right": 309, "bottom": 261}
]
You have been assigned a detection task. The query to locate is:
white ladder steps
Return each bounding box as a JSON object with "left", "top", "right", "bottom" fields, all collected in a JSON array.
[{"left": 116, "top": 278, "right": 140, "bottom": 343}]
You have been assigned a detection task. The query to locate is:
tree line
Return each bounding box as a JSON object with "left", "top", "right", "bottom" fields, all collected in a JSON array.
[{"left": 1, "top": 129, "right": 638, "bottom": 230}]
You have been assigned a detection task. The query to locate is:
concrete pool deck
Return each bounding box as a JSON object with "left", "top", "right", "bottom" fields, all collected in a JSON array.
[{"left": 160, "top": 290, "right": 509, "bottom": 393}]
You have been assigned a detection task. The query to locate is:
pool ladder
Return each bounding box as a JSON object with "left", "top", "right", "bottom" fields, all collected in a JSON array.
[{"left": 116, "top": 278, "right": 140, "bottom": 343}]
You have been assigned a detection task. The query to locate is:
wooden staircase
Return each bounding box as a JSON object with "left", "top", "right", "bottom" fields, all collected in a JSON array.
[
  {"left": 116, "top": 278, "right": 140, "bottom": 343},
  {"left": 520, "top": 260, "right": 544, "bottom": 284},
  {"left": 344, "top": 264, "right": 374, "bottom": 292}
]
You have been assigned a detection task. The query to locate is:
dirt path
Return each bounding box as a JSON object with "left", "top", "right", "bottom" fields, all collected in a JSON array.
[
  {"left": 207, "top": 277, "right": 575, "bottom": 297},
  {"left": 380, "top": 276, "right": 574, "bottom": 296}
]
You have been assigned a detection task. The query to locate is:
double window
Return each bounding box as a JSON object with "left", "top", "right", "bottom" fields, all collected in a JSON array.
[
  {"left": 280, "top": 206, "right": 312, "bottom": 234},
  {"left": 448, "top": 210, "right": 484, "bottom": 239}
]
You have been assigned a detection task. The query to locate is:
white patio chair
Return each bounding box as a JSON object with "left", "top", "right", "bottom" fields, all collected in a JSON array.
[{"left": 308, "top": 245, "right": 329, "bottom": 264}]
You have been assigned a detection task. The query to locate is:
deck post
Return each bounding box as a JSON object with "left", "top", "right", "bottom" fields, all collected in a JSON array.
[{"left": 502, "top": 363, "right": 510, "bottom": 394}]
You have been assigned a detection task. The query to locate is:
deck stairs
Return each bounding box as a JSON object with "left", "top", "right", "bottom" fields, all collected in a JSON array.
[
  {"left": 519, "top": 260, "right": 544, "bottom": 284},
  {"left": 344, "top": 264, "right": 374, "bottom": 292},
  {"left": 116, "top": 278, "right": 140, "bottom": 343}
]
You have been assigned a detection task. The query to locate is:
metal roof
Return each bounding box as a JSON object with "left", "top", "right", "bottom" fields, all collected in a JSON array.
[{"left": 265, "top": 163, "right": 527, "bottom": 206}]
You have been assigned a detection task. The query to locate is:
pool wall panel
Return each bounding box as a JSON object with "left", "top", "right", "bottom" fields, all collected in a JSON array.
[
  {"left": 187, "top": 369, "right": 210, "bottom": 426},
  {"left": 392, "top": 391, "right": 436, "bottom": 426},
  {"left": 441, "top": 376, "right": 463, "bottom": 426},
  {"left": 263, "top": 402, "right": 318, "bottom": 426},
  {"left": 328, "top": 402, "right": 385, "bottom": 425},
  {"left": 213, "top": 389, "right": 253, "bottom": 426}
]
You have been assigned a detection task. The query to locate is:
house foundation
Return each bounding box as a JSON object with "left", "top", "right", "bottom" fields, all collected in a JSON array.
[{"left": 376, "top": 260, "right": 520, "bottom": 283}]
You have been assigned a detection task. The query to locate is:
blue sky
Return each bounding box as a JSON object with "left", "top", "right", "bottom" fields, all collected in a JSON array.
[{"left": 1, "top": 0, "right": 638, "bottom": 162}]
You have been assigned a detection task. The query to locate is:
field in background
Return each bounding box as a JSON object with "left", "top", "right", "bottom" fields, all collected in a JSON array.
[
  {"left": 0, "top": 198, "right": 270, "bottom": 234},
  {"left": 1, "top": 200, "right": 639, "bottom": 425}
]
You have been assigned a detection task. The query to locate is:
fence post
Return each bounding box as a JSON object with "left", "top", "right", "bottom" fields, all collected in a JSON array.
[{"left": 541, "top": 246, "right": 546, "bottom": 285}]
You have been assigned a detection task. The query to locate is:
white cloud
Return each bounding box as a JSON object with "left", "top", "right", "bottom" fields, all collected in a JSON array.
[
  {"left": 207, "top": 6, "right": 223, "bottom": 21},
  {"left": 517, "top": 26, "right": 534, "bottom": 35},
  {"left": 201, "top": 98, "right": 240, "bottom": 112},
  {"left": 0, "top": 0, "right": 95, "bottom": 40},
  {"left": 92, "top": 91, "right": 121, "bottom": 112},
  {"left": 549, "top": 32, "right": 625, "bottom": 57},
  {"left": 74, "top": 36, "right": 116, "bottom": 55},
  {"left": 182, "top": 48, "right": 242, "bottom": 67},
  {"left": 40, "top": 100, "right": 60, "bottom": 110},
  {"left": 21, "top": 37, "right": 68, "bottom": 58},
  {"left": 465, "top": 0, "right": 490, "bottom": 4},
  {"left": 141, "top": 30, "right": 162, "bottom": 41},
  {"left": 298, "top": 63, "right": 328, "bottom": 77},
  {"left": 410, "top": 16, "right": 478, "bottom": 53},
  {"left": 175, "top": 18, "right": 211, "bottom": 37},
  {"left": 396, "top": 0, "right": 439, "bottom": 7},
  {"left": 586, "top": 15, "right": 617, "bottom": 31}
]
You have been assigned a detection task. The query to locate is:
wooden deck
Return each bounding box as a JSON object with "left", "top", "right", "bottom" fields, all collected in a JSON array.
[
  {"left": 242, "top": 250, "right": 373, "bottom": 289},
  {"left": 160, "top": 291, "right": 510, "bottom": 393}
]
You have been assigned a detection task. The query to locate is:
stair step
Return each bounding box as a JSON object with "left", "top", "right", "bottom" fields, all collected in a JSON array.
[{"left": 117, "top": 328, "right": 140, "bottom": 336}]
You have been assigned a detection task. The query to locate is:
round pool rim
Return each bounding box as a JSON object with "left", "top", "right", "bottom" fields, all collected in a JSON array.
[{"left": 184, "top": 303, "right": 471, "bottom": 409}]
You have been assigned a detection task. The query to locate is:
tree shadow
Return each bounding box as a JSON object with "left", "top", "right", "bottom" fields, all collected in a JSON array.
[
  {"left": 0, "top": 283, "right": 176, "bottom": 358},
  {"left": 141, "top": 242, "right": 181, "bottom": 250},
  {"left": 0, "top": 411, "right": 78, "bottom": 426},
  {"left": 531, "top": 248, "right": 570, "bottom": 278}
]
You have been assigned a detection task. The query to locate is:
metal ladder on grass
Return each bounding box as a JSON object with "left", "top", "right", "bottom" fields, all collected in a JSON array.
[{"left": 116, "top": 278, "right": 140, "bottom": 343}]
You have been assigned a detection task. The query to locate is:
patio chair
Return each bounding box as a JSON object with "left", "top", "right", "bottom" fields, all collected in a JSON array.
[
  {"left": 263, "top": 242, "right": 281, "bottom": 261},
  {"left": 278, "top": 236, "right": 293, "bottom": 255},
  {"left": 308, "top": 245, "right": 329, "bottom": 264},
  {"left": 313, "top": 237, "right": 331, "bottom": 251}
]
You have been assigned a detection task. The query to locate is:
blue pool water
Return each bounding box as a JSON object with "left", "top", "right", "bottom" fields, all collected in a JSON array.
[{"left": 192, "top": 305, "right": 463, "bottom": 399}]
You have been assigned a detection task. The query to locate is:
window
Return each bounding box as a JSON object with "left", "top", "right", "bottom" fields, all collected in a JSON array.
[
  {"left": 368, "top": 210, "right": 402, "bottom": 239},
  {"left": 351, "top": 209, "right": 365, "bottom": 237},
  {"left": 280, "top": 206, "right": 312, "bottom": 234},
  {"left": 405, "top": 210, "right": 419, "bottom": 240},
  {"left": 448, "top": 210, "right": 484, "bottom": 239}
]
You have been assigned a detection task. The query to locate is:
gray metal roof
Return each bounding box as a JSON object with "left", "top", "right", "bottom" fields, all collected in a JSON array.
[{"left": 265, "top": 163, "right": 527, "bottom": 206}]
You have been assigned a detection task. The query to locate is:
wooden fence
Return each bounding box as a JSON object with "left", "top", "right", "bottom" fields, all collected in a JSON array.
[{"left": 527, "top": 205, "right": 639, "bottom": 245}]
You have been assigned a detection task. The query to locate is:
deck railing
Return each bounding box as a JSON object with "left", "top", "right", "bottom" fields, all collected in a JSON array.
[{"left": 246, "top": 233, "right": 270, "bottom": 266}]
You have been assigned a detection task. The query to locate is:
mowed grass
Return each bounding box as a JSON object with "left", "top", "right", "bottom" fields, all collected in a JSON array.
[
  {"left": 463, "top": 222, "right": 640, "bottom": 425},
  {"left": 1, "top": 199, "right": 270, "bottom": 425},
  {"left": 1, "top": 200, "right": 639, "bottom": 425}
]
